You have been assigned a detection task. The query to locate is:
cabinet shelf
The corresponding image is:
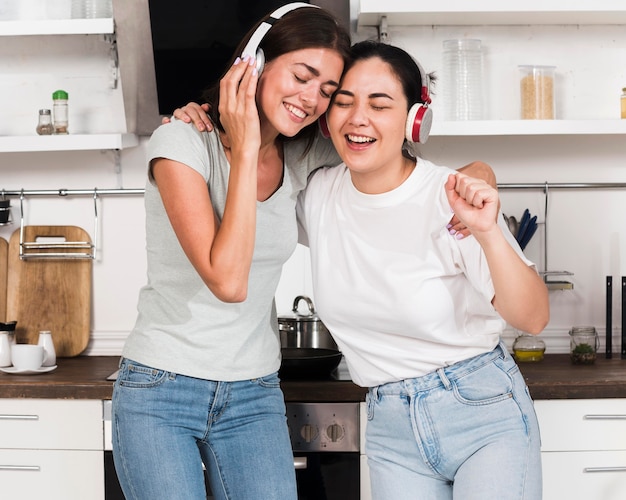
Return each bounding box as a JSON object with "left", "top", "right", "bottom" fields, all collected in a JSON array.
[
  {"left": 0, "top": 134, "right": 138, "bottom": 153},
  {"left": 430, "top": 119, "right": 626, "bottom": 137},
  {"left": 0, "top": 18, "right": 114, "bottom": 36},
  {"left": 357, "top": 0, "right": 626, "bottom": 27}
]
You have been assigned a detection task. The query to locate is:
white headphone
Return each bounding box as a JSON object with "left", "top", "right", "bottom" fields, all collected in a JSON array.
[
  {"left": 405, "top": 60, "right": 432, "bottom": 144},
  {"left": 240, "top": 2, "right": 319, "bottom": 75},
  {"left": 319, "top": 60, "right": 433, "bottom": 144}
]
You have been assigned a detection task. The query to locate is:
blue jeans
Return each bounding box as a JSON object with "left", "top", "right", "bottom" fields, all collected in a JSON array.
[
  {"left": 111, "top": 358, "right": 297, "bottom": 500},
  {"left": 365, "top": 343, "right": 542, "bottom": 500}
]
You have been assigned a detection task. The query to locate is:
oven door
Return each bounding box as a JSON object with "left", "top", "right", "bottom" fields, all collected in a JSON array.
[{"left": 295, "top": 452, "right": 360, "bottom": 500}]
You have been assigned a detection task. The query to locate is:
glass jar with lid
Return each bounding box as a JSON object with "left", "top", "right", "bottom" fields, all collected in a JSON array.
[
  {"left": 512, "top": 331, "right": 546, "bottom": 362},
  {"left": 569, "top": 326, "right": 600, "bottom": 365}
]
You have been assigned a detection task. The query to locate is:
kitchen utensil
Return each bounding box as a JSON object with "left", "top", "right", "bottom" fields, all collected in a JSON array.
[
  {"left": 278, "top": 348, "right": 343, "bottom": 380},
  {"left": 6, "top": 226, "right": 92, "bottom": 356},
  {"left": 606, "top": 276, "right": 612, "bottom": 358},
  {"left": 0, "top": 237, "right": 7, "bottom": 321},
  {"left": 278, "top": 295, "right": 338, "bottom": 350},
  {"left": 516, "top": 209, "right": 531, "bottom": 243},
  {"left": 504, "top": 214, "right": 518, "bottom": 236},
  {"left": 519, "top": 215, "right": 538, "bottom": 250}
]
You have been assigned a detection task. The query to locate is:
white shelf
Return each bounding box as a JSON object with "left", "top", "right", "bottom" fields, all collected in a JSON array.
[
  {"left": 430, "top": 120, "right": 626, "bottom": 137},
  {"left": 0, "top": 134, "right": 138, "bottom": 153},
  {"left": 357, "top": 0, "right": 626, "bottom": 27},
  {"left": 0, "top": 18, "right": 114, "bottom": 36}
]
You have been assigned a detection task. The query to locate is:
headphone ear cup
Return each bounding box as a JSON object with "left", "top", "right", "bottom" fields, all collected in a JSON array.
[
  {"left": 405, "top": 103, "right": 433, "bottom": 144},
  {"left": 255, "top": 48, "right": 266, "bottom": 75},
  {"left": 318, "top": 112, "right": 330, "bottom": 139}
]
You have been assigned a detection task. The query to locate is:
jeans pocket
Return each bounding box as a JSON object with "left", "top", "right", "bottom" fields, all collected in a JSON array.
[
  {"left": 116, "top": 358, "right": 169, "bottom": 388},
  {"left": 252, "top": 371, "right": 281, "bottom": 388},
  {"left": 452, "top": 361, "right": 513, "bottom": 406},
  {"left": 366, "top": 390, "right": 376, "bottom": 421}
]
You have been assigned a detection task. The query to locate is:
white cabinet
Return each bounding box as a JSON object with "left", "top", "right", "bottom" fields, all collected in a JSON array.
[
  {"left": 0, "top": 16, "right": 137, "bottom": 153},
  {"left": 354, "top": 1, "right": 626, "bottom": 137},
  {"left": 534, "top": 399, "right": 626, "bottom": 500},
  {"left": 0, "top": 398, "right": 105, "bottom": 500}
]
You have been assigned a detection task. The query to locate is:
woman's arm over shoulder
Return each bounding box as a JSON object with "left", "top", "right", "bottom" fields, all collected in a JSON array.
[{"left": 457, "top": 161, "right": 496, "bottom": 188}]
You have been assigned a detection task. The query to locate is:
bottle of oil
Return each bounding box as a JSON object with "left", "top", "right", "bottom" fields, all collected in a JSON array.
[{"left": 512, "top": 332, "right": 546, "bottom": 362}]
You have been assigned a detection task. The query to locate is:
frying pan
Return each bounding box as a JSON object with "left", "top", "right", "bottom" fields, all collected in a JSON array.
[{"left": 279, "top": 348, "right": 343, "bottom": 380}]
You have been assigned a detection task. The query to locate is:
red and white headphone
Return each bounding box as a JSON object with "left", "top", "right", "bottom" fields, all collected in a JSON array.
[
  {"left": 320, "top": 59, "right": 433, "bottom": 144},
  {"left": 240, "top": 2, "right": 318, "bottom": 75}
]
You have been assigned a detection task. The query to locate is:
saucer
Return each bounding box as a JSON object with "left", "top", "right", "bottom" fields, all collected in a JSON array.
[{"left": 0, "top": 365, "right": 57, "bottom": 375}]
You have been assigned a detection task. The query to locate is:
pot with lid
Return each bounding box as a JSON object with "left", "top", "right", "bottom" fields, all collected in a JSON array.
[{"left": 278, "top": 295, "right": 341, "bottom": 379}]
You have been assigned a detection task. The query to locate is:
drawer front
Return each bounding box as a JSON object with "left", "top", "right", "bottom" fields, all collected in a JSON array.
[
  {"left": 542, "top": 450, "right": 626, "bottom": 500},
  {"left": 534, "top": 399, "right": 626, "bottom": 451},
  {"left": 0, "top": 399, "right": 102, "bottom": 450},
  {"left": 0, "top": 449, "right": 104, "bottom": 500}
]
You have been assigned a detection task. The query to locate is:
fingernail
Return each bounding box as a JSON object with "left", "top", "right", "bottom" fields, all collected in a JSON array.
[
  {"left": 249, "top": 57, "right": 256, "bottom": 66},
  {"left": 234, "top": 57, "right": 241, "bottom": 65},
  {"left": 455, "top": 233, "right": 465, "bottom": 240},
  {"left": 446, "top": 223, "right": 452, "bottom": 229},
  {"left": 449, "top": 229, "right": 457, "bottom": 235},
  {"left": 242, "top": 54, "right": 250, "bottom": 62},
  {"left": 252, "top": 67, "right": 258, "bottom": 76}
]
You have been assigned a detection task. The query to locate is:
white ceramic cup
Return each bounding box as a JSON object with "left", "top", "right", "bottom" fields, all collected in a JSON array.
[{"left": 11, "top": 344, "right": 47, "bottom": 371}]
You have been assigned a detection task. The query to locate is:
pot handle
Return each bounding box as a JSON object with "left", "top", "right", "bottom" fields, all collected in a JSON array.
[{"left": 292, "top": 295, "right": 316, "bottom": 316}]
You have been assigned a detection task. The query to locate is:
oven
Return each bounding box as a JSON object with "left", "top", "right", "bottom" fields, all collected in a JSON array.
[{"left": 103, "top": 399, "right": 361, "bottom": 500}]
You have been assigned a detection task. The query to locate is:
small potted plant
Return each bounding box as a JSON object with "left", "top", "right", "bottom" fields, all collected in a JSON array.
[{"left": 571, "top": 342, "right": 596, "bottom": 365}]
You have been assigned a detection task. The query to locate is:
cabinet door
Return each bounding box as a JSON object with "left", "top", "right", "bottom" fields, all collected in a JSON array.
[
  {"left": 0, "top": 399, "right": 102, "bottom": 449},
  {"left": 542, "top": 450, "right": 626, "bottom": 500},
  {"left": 0, "top": 449, "right": 104, "bottom": 500}
]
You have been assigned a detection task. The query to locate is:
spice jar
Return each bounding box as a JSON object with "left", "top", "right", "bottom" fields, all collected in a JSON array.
[
  {"left": 36, "top": 108, "right": 54, "bottom": 135},
  {"left": 569, "top": 326, "right": 600, "bottom": 365},
  {"left": 519, "top": 65, "right": 556, "bottom": 119},
  {"left": 52, "top": 89, "right": 69, "bottom": 134},
  {"left": 37, "top": 330, "right": 56, "bottom": 367},
  {"left": 512, "top": 332, "right": 546, "bottom": 362},
  {"left": 621, "top": 87, "right": 626, "bottom": 119}
]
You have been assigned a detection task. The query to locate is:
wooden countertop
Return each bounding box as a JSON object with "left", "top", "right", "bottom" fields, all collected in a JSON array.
[{"left": 0, "top": 354, "right": 625, "bottom": 401}]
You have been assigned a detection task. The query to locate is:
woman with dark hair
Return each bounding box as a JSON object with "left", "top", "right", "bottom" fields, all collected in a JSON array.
[
  {"left": 111, "top": 5, "right": 351, "bottom": 500},
  {"left": 297, "top": 40, "right": 549, "bottom": 499}
]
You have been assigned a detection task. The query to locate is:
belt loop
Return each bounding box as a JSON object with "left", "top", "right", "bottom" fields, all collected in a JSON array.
[{"left": 436, "top": 368, "right": 452, "bottom": 390}]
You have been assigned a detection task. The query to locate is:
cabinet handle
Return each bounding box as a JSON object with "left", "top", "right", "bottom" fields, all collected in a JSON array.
[
  {"left": 294, "top": 456, "right": 308, "bottom": 470},
  {"left": 583, "top": 414, "right": 626, "bottom": 420},
  {"left": 0, "top": 414, "right": 39, "bottom": 420},
  {"left": 583, "top": 467, "right": 626, "bottom": 473},
  {"left": 0, "top": 465, "right": 40, "bottom": 471}
]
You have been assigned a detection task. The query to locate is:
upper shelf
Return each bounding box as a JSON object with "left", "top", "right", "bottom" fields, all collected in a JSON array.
[
  {"left": 0, "top": 18, "right": 114, "bottom": 36},
  {"left": 0, "top": 134, "right": 138, "bottom": 153},
  {"left": 430, "top": 120, "right": 626, "bottom": 137},
  {"left": 357, "top": 0, "right": 626, "bottom": 27}
]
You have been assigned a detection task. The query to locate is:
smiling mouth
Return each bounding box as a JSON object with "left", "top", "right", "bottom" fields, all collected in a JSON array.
[
  {"left": 284, "top": 103, "right": 307, "bottom": 119},
  {"left": 346, "top": 134, "right": 375, "bottom": 144}
]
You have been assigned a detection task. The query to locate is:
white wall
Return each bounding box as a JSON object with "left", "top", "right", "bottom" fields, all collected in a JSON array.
[{"left": 2, "top": 14, "right": 626, "bottom": 356}]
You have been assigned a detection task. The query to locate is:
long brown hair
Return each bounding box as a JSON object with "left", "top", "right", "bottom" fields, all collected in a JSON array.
[{"left": 202, "top": 6, "right": 351, "bottom": 146}]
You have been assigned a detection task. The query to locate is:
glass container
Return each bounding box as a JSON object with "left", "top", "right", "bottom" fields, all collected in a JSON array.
[
  {"left": 519, "top": 65, "right": 556, "bottom": 119},
  {"left": 442, "top": 39, "right": 484, "bottom": 121},
  {"left": 36, "top": 108, "right": 54, "bottom": 135},
  {"left": 52, "top": 89, "right": 69, "bottom": 134},
  {"left": 569, "top": 326, "right": 599, "bottom": 365},
  {"left": 512, "top": 332, "right": 546, "bottom": 362},
  {"left": 621, "top": 87, "right": 626, "bottom": 119}
]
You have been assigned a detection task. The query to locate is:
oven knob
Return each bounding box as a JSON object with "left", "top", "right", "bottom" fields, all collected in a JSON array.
[
  {"left": 326, "top": 423, "right": 344, "bottom": 442},
  {"left": 300, "top": 424, "right": 319, "bottom": 443}
]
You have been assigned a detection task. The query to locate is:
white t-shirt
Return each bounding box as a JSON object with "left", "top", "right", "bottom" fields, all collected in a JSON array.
[{"left": 297, "top": 158, "right": 534, "bottom": 387}]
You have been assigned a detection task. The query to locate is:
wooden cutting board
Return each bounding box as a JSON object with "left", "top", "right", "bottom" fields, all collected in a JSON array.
[
  {"left": 0, "top": 237, "right": 7, "bottom": 321},
  {"left": 6, "top": 226, "right": 92, "bottom": 357}
]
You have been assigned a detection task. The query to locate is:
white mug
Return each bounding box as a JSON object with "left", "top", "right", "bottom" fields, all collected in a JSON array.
[{"left": 11, "top": 344, "right": 48, "bottom": 371}]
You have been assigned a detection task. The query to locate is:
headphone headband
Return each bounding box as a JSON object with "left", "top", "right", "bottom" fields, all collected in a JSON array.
[{"left": 241, "top": 3, "right": 319, "bottom": 62}]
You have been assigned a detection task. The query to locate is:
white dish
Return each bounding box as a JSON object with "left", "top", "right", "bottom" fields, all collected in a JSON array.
[{"left": 0, "top": 365, "right": 57, "bottom": 375}]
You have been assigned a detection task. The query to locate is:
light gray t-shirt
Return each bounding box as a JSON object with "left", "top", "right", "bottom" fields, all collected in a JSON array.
[{"left": 122, "top": 120, "right": 339, "bottom": 381}]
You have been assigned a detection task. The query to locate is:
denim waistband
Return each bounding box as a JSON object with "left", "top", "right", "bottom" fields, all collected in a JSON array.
[{"left": 370, "top": 342, "right": 510, "bottom": 398}]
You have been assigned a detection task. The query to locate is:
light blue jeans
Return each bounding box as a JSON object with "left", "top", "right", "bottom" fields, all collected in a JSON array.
[
  {"left": 111, "top": 358, "right": 297, "bottom": 500},
  {"left": 365, "top": 343, "right": 542, "bottom": 500}
]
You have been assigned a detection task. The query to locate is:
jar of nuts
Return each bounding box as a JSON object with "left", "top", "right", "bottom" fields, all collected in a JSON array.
[{"left": 519, "top": 65, "right": 556, "bottom": 119}]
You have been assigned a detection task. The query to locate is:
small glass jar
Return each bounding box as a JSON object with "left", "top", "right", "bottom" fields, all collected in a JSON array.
[
  {"left": 36, "top": 108, "right": 54, "bottom": 135},
  {"left": 569, "top": 326, "right": 600, "bottom": 365},
  {"left": 519, "top": 65, "right": 556, "bottom": 119},
  {"left": 621, "top": 87, "right": 626, "bottom": 119},
  {"left": 513, "top": 332, "right": 546, "bottom": 362}
]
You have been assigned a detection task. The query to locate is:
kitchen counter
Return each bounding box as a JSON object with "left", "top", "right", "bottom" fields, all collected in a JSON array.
[{"left": 1, "top": 355, "right": 626, "bottom": 401}]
